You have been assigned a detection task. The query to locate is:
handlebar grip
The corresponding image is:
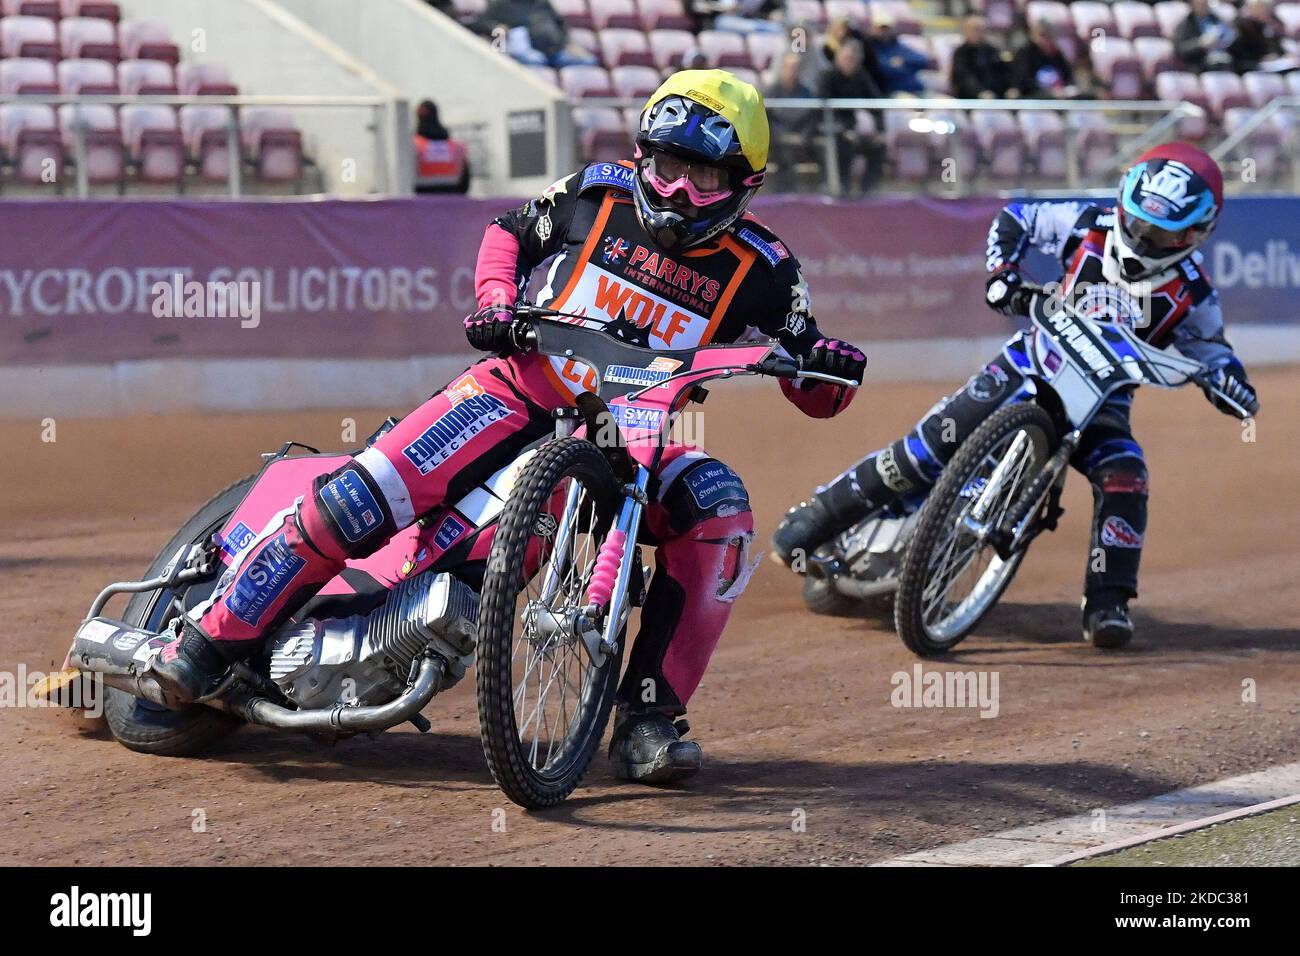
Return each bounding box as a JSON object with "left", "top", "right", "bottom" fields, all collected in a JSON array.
[{"left": 756, "top": 355, "right": 801, "bottom": 378}]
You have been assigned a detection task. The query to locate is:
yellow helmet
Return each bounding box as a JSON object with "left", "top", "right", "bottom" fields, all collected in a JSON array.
[{"left": 633, "top": 69, "right": 769, "bottom": 250}]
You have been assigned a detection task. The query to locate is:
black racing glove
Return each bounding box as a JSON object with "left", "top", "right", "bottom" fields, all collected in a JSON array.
[
  {"left": 463, "top": 305, "right": 517, "bottom": 355},
  {"left": 985, "top": 265, "right": 1024, "bottom": 316},
  {"left": 1203, "top": 366, "right": 1259, "bottom": 418},
  {"left": 804, "top": 338, "right": 866, "bottom": 384}
]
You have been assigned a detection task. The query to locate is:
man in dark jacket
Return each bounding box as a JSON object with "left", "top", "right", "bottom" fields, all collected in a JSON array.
[
  {"left": 1008, "top": 19, "right": 1078, "bottom": 98},
  {"left": 950, "top": 14, "right": 1009, "bottom": 99},
  {"left": 819, "top": 40, "right": 886, "bottom": 194},
  {"left": 1173, "top": 0, "right": 1235, "bottom": 73}
]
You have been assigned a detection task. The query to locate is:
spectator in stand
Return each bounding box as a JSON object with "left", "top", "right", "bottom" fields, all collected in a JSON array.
[
  {"left": 1228, "top": 1, "right": 1291, "bottom": 73},
  {"left": 819, "top": 39, "right": 886, "bottom": 194},
  {"left": 1008, "top": 19, "right": 1079, "bottom": 98},
  {"left": 414, "top": 99, "right": 470, "bottom": 194},
  {"left": 1173, "top": 0, "right": 1236, "bottom": 73},
  {"left": 867, "top": 8, "right": 932, "bottom": 94},
  {"left": 951, "top": 14, "right": 1010, "bottom": 99},
  {"left": 690, "top": 0, "right": 785, "bottom": 34},
  {"left": 822, "top": 15, "right": 890, "bottom": 93},
  {"left": 767, "top": 52, "right": 817, "bottom": 191},
  {"left": 480, "top": 0, "right": 598, "bottom": 67},
  {"left": 416, "top": 100, "right": 450, "bottom": 141}
]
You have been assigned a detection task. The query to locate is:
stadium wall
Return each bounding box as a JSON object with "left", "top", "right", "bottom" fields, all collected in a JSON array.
[
  {"left": 124, "top": 0, "right": 410, "bottom": 195},
  {"left": 2, "top": 194, "right": 1297, "bottom": 417},
  {"left": 270, "top": 0, "right": 572, "bottom": 197}
]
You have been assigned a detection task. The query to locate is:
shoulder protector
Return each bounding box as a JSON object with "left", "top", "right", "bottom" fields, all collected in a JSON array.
[{"left": 577, "top": 161, "right": 635, "bottom": 195}]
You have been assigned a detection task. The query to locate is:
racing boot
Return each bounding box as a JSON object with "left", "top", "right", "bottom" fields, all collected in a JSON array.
[
  {"left": 149, "top": 621, "right": 255, "bottom": 706},
  {"left": 1082, "top": 592, "right": 1134, "bottom": 649},
  {"left": 609, "top": 711, "right": 702, "bottom": 784},
  {"left": 771, "top": 478, "right": 871, "bottom": 569}
]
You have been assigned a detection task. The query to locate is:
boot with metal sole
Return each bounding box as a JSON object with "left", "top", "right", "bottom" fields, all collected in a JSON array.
[
  {"left": 609, "top": 712, "right": 702, "bottom": 784},
  {"left": 1082, "top": 601, "right": 1134, "bottom": 649}
]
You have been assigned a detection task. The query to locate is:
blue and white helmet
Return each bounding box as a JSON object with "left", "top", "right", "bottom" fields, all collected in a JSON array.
[{"left": 1113, "top": 142, "right": 1223, "bottom": 280}]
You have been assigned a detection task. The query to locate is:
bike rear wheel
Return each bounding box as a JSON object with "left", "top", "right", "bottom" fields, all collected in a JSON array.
[
  {"left": 476, "top": 437, "right": 625, "bottom": 809},
  {"left": 895, "top": 403, "right": 1057, "bottom": 657}
]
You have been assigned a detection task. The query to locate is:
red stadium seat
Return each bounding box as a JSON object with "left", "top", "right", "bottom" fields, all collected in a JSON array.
[
  {"left": 0, "top": 57, "right": 57, "bottom": 94},
  {"left": 1018, "top": 110, "right": 1068, "bottom": 178},
  {"left": 610, "top": 64, "right": 661, "bottom": 98},
  {"left": 1242, "top": 70, "right": 1287, "bottom": 108},
  {"left": 971, "top": 109, "right": 1025, "bottom": 179},
  {"left": 928, "top": 110, "right": 980, "bottom": 179},
  {"left": 559, "top": 64, "right": 614, "bottom": 98},
  {"left": 745, "top": 31, "right": 788, "bottom": 72},
  {"left": 450, "top": 0, "right": 487, "bottom": 23},
  {"left": 881, "top": 111, "right": 932, "bottom": 183},
  {"left": 0, "top": 102, "right": 62, "bottom": 182},
  {"left": 550, "top": 0, "right": 595, "bottom": 31},
  {"left": 600, "top": 27, "right": 654, "bottom": 67},
  {"left": 58, "top": 102, "right": 125, "bottom": 184},
  {"left": 1152, "top": 1, "right": 1189, "bottom": 40},
  {"left": 2, "top": 1, "right": 59, "bottom": 18},
  {"left": 120, "top": 103, "right": 183, "bottom": 183},
  {"left": 117, "top": 58, "right": 177, "bottom": 95},
  {"left": 1071, "top": 1, "right": 1116, "bottom": 41},
  {"left": 574, "top": 105, "right": 631, "bottom": 162},
  {"left": 177, "top": 62, "right": 239, "bottom": 96},
  {"left": 61, "top": 17, "right": 121, "bottom": 62},
  {"left": 118, "top": 19, "right": 180, "bottom": 64},
  {"left": 1, "top": 15, "right": 59, "bottom": 60},
  {"left": 1090, "top": 36, "right": 1144, "bottom": 99},
  {"left": 783, "top": 0, "right": 827, "bottom": 28},
  {"left": 696, "top": 29, "right": 752, "bottom": 69},
  {"left": 1133, "top": 36, "right": 1179, "bottom": 81},
  {"left": 1199, "top": 70, "right": 1251, "bottom": 118},
  {"left": 525, "top": 64, "right": 560, "bottom": 87},
  {"left": 61, "top": 0, "right": 122, "bottom": 22},
  {"left": 647, "top": 29, "right": 696, "bottom": 70},
  {"left": 241, "top": 106, "right": 303, "bottom": 183},
  {"left": 1069, "top": 111, "right": 1118, "bottom": 179},
  {"left": 1223, "top": 107, "right": 1284, "bottom": 180},
  {"left": 590, "top": 0, "right": 641, "bottom": 31},
  {"left": 1154, "top": 71, "right": 1209, "bottom": 138},
  {"left": 179, "top": 104, "right": 234, "bottom": 181},
  {"left": 1112, "top": 2, "right": 1161, "bottom": 40},
  {"left": 57, "top": 58, "right": 119, "bottom": 94},
  {"left": 1277, "top": 3, "right": 1300, "bottom": 39},
  {"left": 636, "top": 0, "right": 691, "bottom": 32}
]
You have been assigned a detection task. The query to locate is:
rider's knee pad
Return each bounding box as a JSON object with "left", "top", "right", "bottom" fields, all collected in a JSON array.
[
  {"left": 660, "top": 458, "right": 752, "bottom": 536},
  {"left": 301, "top": 461, "right": 399, "bottom": 560},
  {"left": 1091, "top": 458, "right": 1149, "bottom": 497}
]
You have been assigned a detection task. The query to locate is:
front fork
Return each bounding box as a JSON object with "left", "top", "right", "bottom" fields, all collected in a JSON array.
[{"left": 964, "top": 429, "right": 1079, "bottom": 560}]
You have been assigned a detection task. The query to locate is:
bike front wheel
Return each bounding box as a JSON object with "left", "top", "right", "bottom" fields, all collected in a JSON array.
[
  {"left": 476, "top": 437, "right": 625, "bottom": 809},
  {"left": 895, "top": 403, "right": 1057, "bottom": 657}
]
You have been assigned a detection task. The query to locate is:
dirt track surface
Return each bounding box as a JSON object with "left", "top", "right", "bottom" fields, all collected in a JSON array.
[{"left": 2, "top": 368, "right": 1298, "bottom": 866}]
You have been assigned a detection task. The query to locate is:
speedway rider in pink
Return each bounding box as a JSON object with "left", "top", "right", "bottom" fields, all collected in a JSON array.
[{"left": 152, "top": 69, "right": 866, "bottom": 783}]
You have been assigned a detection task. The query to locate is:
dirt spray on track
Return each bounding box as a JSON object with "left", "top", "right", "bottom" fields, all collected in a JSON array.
[{"left": 1, "top": 368, "right": 1297, "bottom": 866}]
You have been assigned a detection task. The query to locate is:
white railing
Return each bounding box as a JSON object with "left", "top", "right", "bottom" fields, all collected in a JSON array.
[{"left": 0, "top": 93, "right": 410, "bottom": 197}]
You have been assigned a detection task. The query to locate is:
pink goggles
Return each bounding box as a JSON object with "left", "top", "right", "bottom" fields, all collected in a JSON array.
[{"left": 642, "top": 150, "right": 734, "bottom": 208}]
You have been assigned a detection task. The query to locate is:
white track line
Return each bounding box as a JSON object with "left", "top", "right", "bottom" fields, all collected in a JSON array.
[{"left": 875, "top": 760, "right": 1300, "bottom": 867}]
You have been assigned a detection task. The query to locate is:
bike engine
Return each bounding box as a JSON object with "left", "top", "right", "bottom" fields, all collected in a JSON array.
[{"left": 265, "top": 571, "right": 478, "bottom": 710}]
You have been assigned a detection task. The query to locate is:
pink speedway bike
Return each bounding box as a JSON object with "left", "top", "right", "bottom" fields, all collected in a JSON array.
[{"left": 52, "top": 307, "right": 858, "bottom": 808}]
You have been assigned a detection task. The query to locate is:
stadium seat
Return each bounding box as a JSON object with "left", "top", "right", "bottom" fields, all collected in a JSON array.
[
  {"left": 1277, "top": 3, "right": 1300, "bottom": 40},
  {"left": 783, "top": 0, "right": 827, "bottom": 28},
  {"left": 1018, "top": 110, "right": 1068, "bottom": 178},
  {"left": 119, "top": 19, "right": 180, "bottom": 64},
  {"left": 600, "top": 27, "right": 654, "bottom": 67},
  {"left": 565, "top": 26, "right": 599, "bottom": 60},
  {"left": 57, "top": 102, "right": 125, "bottom": 183},
  {"left": 61, "top": 1, "right": 122, "bottom": 21},
  {"left": 241, "top": 106, "right": 303, "bottom": 183},
  {"left": 1071, "top": 1, "right": 1116, "bottom": 41},
  {"left": 1152, "top": 2, "right": 1189, "bottom": 40},
  {"left": 637, "top": 0, "right": 691, "bottom": 32},
  {"left": 1069, "top": 111, "right": 1117, "bottom": 179},
  {"left": 747, "top": 30, "right": 788, "bottom": 72},
  {"left": 559, "top": 64, "right": 614, "bottom": 98},
  {"left": 1289, "top": 71, "right": 1300, "bottom": 97},
  {"left": 1112, "top": 2, "right": 1161, "bottom": 40},
  {"left": 0, "top": 57, "right": 57, "bottom": 94},
  {"left": 551, "top": 0, "right": 595, "bottom": 31},
  {"left": 0, "top": 102, "right": 61, "bottom": 182},
  {"left": 1154, "top": 71, "right": 1209, "bottom": 138},
  {"left": 61, "top": 17, "right": 121, "bottom": 61},
  {"left": 696, "top": 29, "right": 752, "bottom": 69},
  {"left": 874, "top": 0, "right": 921, "bottom": 35},
  {"left": 978, "top": 0, "right": 1016, "bottom": 33},
  {"left": 970, "top": 109, "right": 1025, "bottom": 179},
  {"left": 2, "top": 1, "right": 59, "bottom": 18},
  {"left": 610, "top": 64, "right": 661, "bottom": 98},
  {"left": 1090, "top": 36, "right": 1144, "bottom": 99},
  {"left": 647, "top": 29, "right": 697, "bottom": 70},
  {"left": 590, "top": 0, "right": 642, "bottom": 31},
  {"left": 117, "top": 58, "right": 177, "bottom": 95},
  {"left": 1133, "top": 36, "right": 1179, "bottom": 81},
  {"left": 119, "top": 103, "right": 183, "bottom": 183},
  {"left": 1199, "top": 70, "right": 1251, "bottom": 118},
  {"left": 57, "top": 58, "right": 119, "bottom": 94},
  {"left": 179, "top": 104, "right": 234, "bottom": 181},
  {"left": 1242, "top": 70, "right": 1287, "bottom": 108},
  {"left": 574, "top": 105, "right": 632, "bottom": 162},
  {"left": 728, "top": 65, "right": 760, "bottom": 87},
  {"left": 824, "top": 0, "right": 869, "bottom": 24},
  {"left": 177, "top": 62, "right": 239, "bottom": 96},
  {"left": 525, "top": 64, "right": 560, "bottom": 87},
  {"left": 929, "top": 33, "right": 962, "bottom": 83},
  {"left": 1, "top": 15, "right": 59, "bottom": 59},
  {"left": 1223, "top": 107, "right": 1284, "bottom": 180},
  {"left": 928, "top": 110, "right": 979, "bottom": 179},
  {"left": 881, "top": 111, "right": 932, "bottom": 183},
  {"left": 450, "top": 0, "right": 487, "bottom": 23}
]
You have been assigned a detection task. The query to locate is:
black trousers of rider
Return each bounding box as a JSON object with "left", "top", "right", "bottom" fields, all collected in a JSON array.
[{"left": 817, "top": 352, "right": 1149, "bottom": 606}]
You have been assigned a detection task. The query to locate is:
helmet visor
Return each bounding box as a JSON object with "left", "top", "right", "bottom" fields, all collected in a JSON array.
[
  {"left": 1119, "top": 207, "right": 1196, "bottom": 257},
  {"left": 641, "top": 149, "right": 734, "bottom": 208}
]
